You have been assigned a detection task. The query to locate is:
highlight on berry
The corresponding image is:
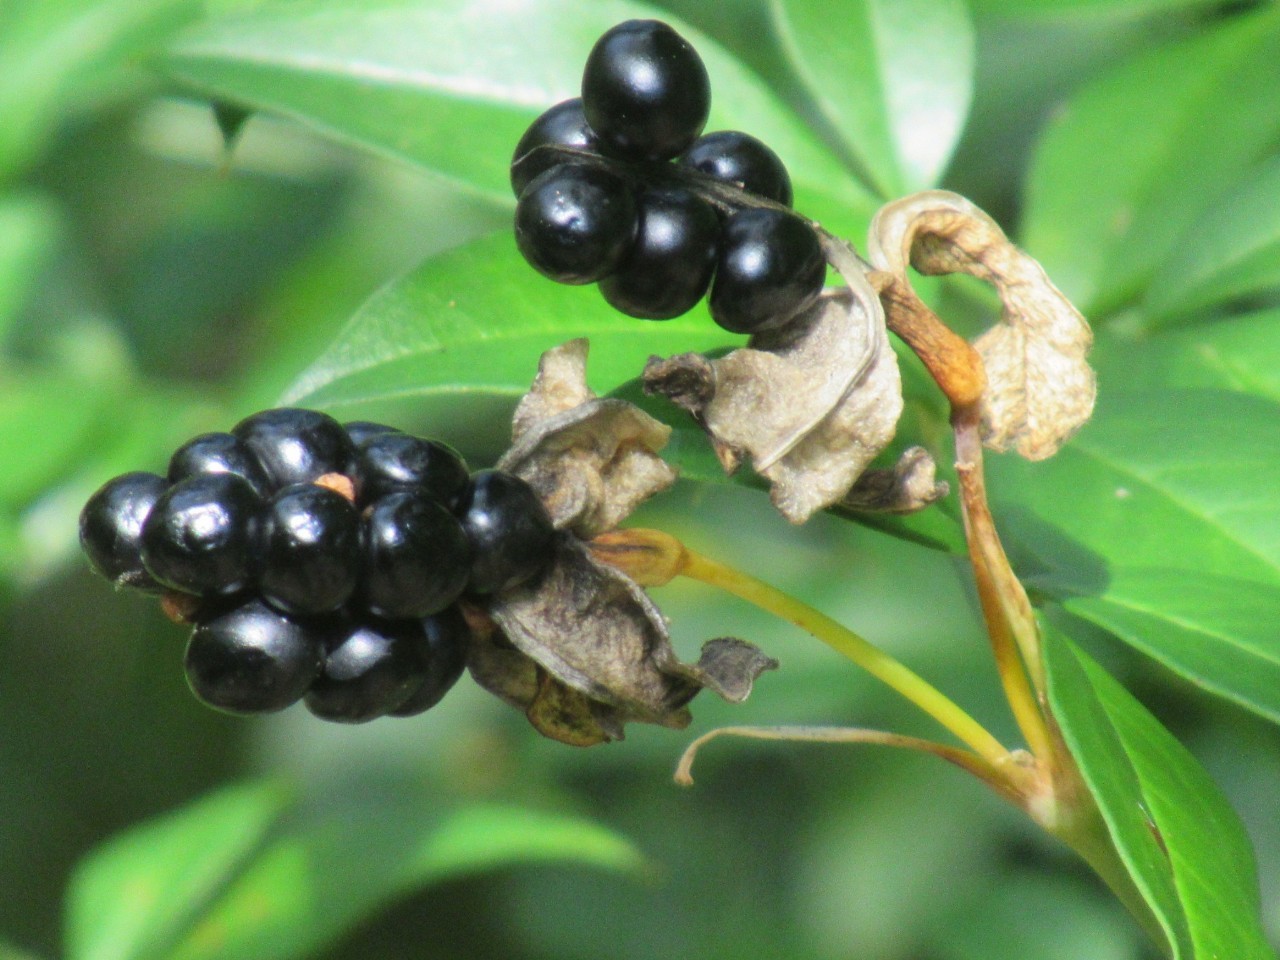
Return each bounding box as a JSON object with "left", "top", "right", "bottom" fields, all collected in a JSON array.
[
  {"left": 509, "top": 19, "right": 824, "bottom": 333},
  {"left": 78, "top": 408, "right": 555, "bottom": 723}
]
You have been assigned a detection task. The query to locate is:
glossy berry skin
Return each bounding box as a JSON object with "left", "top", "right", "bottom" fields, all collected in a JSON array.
[
  {"left": 360, "top": 492, "right": 473, "bottom": 619},
  {"left": 600, "top": 185, "right": 719, "bottom": 320},
  {"left": 457, "top": 470, "right": 556, "bottom": 595},
  {"left": 304, "top": 618, "right": 432, "bottom": 723},
  {"left": 79, "top": 471, "right": 169, "bottom": 590},
  {"left": 168, "top": 431, "right": 270, "bottom": 495},
  {"left": 140, "top": 473, "right": 261, "bottom": 596},
  {"left": 515, "top": 163, "right": 637, "bottom": 285},
  {"left": 232, "top": 408, "right": 356, "bottom": 489},
  {"left": 342, "top": 421, "right": 401, "bottom": 447},
  {"left": 353, "top": 433, "right": 470, "bottom": 509},
  {"left": 389, "top": 605, "right": 471, "bottom": 717},
  {"left": 679, "top": 130, "right": 793, "bottom": 206},
  {"left": 258, "top": 484, "right": 360, "bottom": 615},
  {"left": 709, "top": 208, "right": 826, "bottom": 334},
  {"left": 185, "top": 598, "right": 323, "bottom": 714},
  {"left": 510, "top": 97, "right": 601, "bottom": 197},
  {"left": 581, "top": 19, "right": 710, "bottom": 161}
]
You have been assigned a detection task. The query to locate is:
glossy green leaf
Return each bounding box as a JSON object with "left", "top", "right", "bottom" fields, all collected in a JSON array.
[
  {"left": 1045, "top": 631, "right": 1275, "bottom": 960},
  {"left": 67, "top": 780, "right": 642, "bottom": 960},
  {"left": 1091, "top": 312, "right": 1280, "bottom": 405},
  {"left": 993, "top": 389, "right": 1280, "bottom": 724},
  {"left": 1021, "top": 7, "right": 1280, "bottom": 315},
  {"left": 768, "top": 0, "right": 973, "bottom": 196},
  {"left": 1146, "top": 158, "right": 1280, "bottom": 323},
  {"left": 281, "top": 231, "right": 733, "bottom": 413},
  {"left": 968, "top": 0, "right": 1222, "bottom": 17},
  {"left": 162, "top": 0, "right": 875, "bottom": 235},
  {"left": 0, "top": 0, "right": 200, "bottom": 177}
]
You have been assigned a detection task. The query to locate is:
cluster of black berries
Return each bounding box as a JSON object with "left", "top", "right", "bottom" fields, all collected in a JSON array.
[
  {"left": 511, "top": 19, "right": 827, "bottom": 335},
  {"left": 78, "top": 409, "right": 555, "bottom": 723}
]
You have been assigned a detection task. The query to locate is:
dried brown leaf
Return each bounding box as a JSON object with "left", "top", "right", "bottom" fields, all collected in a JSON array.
[
  {"left": 839, "top": 446, "right": 948, "bottom": 514},
  {"left": 499, "top": 339, "right": 677, "bottom": 537},
  {"left": 644, "top": 259, "right": 903, "bottom": 524},
  {"left": 473, "top": 533, "right": 777, "bottom": 745},
  {"left": 868, "top": 190, "right": 1095, "bottom": 460}
]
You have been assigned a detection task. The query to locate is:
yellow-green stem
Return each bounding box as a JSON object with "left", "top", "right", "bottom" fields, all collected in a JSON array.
[{"left": 679, "top": 548, "right": 1011, "bottom": 768}]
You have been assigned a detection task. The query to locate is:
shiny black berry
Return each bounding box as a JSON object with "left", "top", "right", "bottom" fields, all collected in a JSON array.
[
  {"left": 353, "top": 433, "right": 470, "bottom": 509},
  {"left": 184, "top": 598, "right": 323, "bottom": 714},
  {"left": 679, "top": 130, "right": 792, "bottom": 206},
  {"left": 582, "top": 19, "right": 710, "bottom": 161},
  {"left": 304, "top": 618, "right": 432, "bottom": 723},
  {"left": 511, "top": 97, "right": 601, "bottom": 198},
  {"left": 259, "top": 484, "right": 360, "bottom": 615},
  {"left": 232, "top": 408, "right": 356, "bottom": 489},
  {"left": 514, "top": 163, "right": 637, "bottom": 285},
  {"left": 342, "top": 420, "right": 402, "bottom": 447},
  {"left": 140, "top": 473, "right": 260, "bottom": 596},
  {"left": 79, "top": 471, "right": 169, "bottom": 590},
  {"left": 168, "top": 431, "right": 270, "bottom": 495},
  {"left": 457, "top": 470, "right": 555, "bottom": 595},
  {"left": 600, "top": 185, "right": 719, "bottom": 320},
  {"left": 389, "top": 605, "right": 471, "bottom": 717},
  {"left": 361, "top": 492, "right": 473, "bottom": 619},
  {"left": 709, "top": 208, "right": 826, "bottom": 334}
]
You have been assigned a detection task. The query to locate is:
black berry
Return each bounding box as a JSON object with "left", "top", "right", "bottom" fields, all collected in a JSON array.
[
  {"left": 342, "top": 420, "right": 402, "bottom": 447},
  {"left": 457, "top": 470, "right": 555, "bottom": 595},
  {"left": 581, "top": 19, "right": 710, "bottom": 162},
  {"left": 79, "top": 471, "right": 169, "bottom": 590},
  {"left": 168, "top": 431, "right": 270, "bottom": 495},
  {"left": 709, "top": 208, "right": 826, "bottom": 334},
  {"left": 232, "top": 408, "right": 356, "bottom": 489},
  {"left": 600, "top": 185, "right": 719, "bottom": 320},
  {"left": 514, "top": 163, "right": 637, "bottom": 285},
  {"left": 353, "top": 432, "right": 469, "bottom": 508},
  {"left": 511, "top": 97, "right": 601, "bottom": 197},
  {"left": 259, "top": 484, "right": 360, "bottom": 615},
  {"left": 140, "top": 473, "right": 261, "bottom": 596},
  {"left": 304, "top": 618, "right": 432, "bottom": 723},
  {"left": 389, "top": 605, "right": 471, "bottom": 717},
  {"left": 185, "top": 598, "right": 323, "bottom": 714},
  {"left": 679, "top": 130, "right": 793, "bottom": 206},
  {"left": 360, "top": 492, "right": 472, "bottom": 619}
]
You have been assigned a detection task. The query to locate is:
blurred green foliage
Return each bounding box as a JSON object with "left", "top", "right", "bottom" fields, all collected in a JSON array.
[{"left": 2, "top": 0, "right": 1278, "bottom": 958}]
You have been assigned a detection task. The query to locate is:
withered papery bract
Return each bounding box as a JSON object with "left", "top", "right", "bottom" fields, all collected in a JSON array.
[
  {"left": 869, "top": 190, "right": 1096, "bottom": 460},
  {"left": 468, "top": 340, "right": 777, "bottom": 746},
  {"left": 643, "top": 254, "right": 908, "bottom": 524},
  {"left": 499, "top": 339, "right": 677, "bottom": 538}
]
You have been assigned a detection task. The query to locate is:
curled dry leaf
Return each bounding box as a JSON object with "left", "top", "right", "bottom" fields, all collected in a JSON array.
[
  {"left": 868, "top": 190, "right": 1096, "bottom": 460},
  {"left": 471, "top": 535, "right": 778, "bottom": 746},
  {"left": 499, "top": 338, "right": 677, "bottom": 538},
  {"left": 839, "top": 445, "right": 948, "bottom": 514},
  {"left": 467, "top": 340, "right": 777, "bottom": 746},
  {"left": 644, "top": 254, "right": 903, "bottom": 524}
]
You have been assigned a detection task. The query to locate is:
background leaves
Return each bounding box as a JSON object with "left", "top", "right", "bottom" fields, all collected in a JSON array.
[{"left": 4, "top": 0, "right": 1280, "bottom": 958}]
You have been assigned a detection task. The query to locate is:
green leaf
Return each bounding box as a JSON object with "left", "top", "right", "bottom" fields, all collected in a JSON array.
[
  {"left": 0, "top": 0, "right": 200, "bottom": 177},
  {"left": 767, "top": 0, "right": 973, "bottom": 196},
  {"left": 1045, "top": 631, "right": 1275, "bottom": 960},
  {"left": 993, "top": 389, "right": 1280, "bottom": 724},
  {"left": 162, "top": 0, "right": 875, "bottom": 234},
  {"left": 1021, "top": 7, "right": 1280, "bottom": 315},
  {"left": 1145, "top": 158, "right": 1280, "bottom": 323},
  {"left": 67, "top": 781, "right": 642, "bottom": 960},
  {"left": 968, "top": 0, "right": 1223, "bottom": 17},
  {"left": 281, "top": 231, "right": 732, "bottom": 415},
  {"left": 0, "top": 192, "right": 60, "bottom": 340},
  {"left": 1091, "top": 312, "right": 1280, "bottom": 404}
]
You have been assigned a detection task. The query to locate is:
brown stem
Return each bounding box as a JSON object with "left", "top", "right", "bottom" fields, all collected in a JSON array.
[{"left": 868, "top": 270, "right": 986, "bottom": 409}]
